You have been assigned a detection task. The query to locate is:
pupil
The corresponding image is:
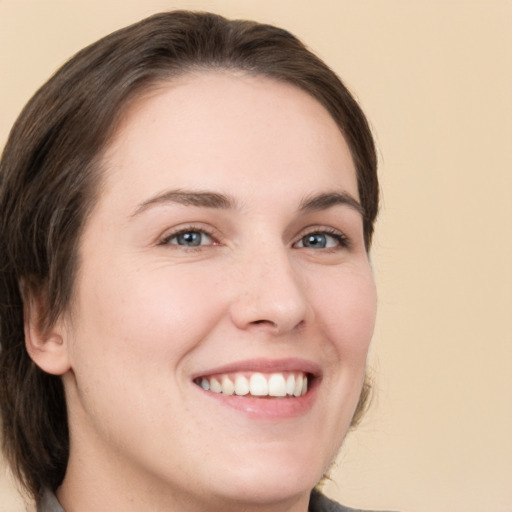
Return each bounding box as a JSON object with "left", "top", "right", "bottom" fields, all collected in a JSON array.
[
  {"left": 178, "top": 232, "right": 201, "bottom": 246},
  {"left": 304, "top": 234, "right": 326, "bottom": 248}
]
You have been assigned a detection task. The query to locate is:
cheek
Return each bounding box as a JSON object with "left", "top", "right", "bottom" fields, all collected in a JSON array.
[
  {"left": 312, "top": 265, "right": 377, "bottom": 362},
  {"left": 69, "top": 260, "right": 226, "bottom": 368},
  {"left": 64, "top": 262, "right": 227, "bottom": 439},
  {"left": 306, "top": 266, "right": 376, "bottom": 459}
]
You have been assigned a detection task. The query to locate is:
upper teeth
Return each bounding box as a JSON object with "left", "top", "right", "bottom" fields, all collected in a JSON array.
[{"left": 197, "top": 372, "right": 308, "bottom": 397}]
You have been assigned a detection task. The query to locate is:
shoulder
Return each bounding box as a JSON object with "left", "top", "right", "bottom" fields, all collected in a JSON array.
[{"left": 309, "top": 490, "right": 397, "bottom": 512}]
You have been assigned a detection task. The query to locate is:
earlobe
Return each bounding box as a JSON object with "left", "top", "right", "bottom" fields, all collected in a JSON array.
[{"left": 23, "top": 290, "right": 71, "bottom": 376}]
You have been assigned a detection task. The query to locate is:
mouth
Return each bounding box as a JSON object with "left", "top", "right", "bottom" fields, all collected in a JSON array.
[
  {"left": 192, "top": 360, "right": 321, "bottom": 419},
  {"left": 194, "top": 371, "right": 310, "bottom": 398}
]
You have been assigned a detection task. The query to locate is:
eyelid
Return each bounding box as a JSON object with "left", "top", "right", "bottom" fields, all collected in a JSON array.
[
  {"left": 293, "top": 226, "right": 351, "bottom": 249},
  {"left": 156, "top": 223, "right": 351, "bottom": 250},
  {"left": 158, "top": 224, "right": 222, "bottom": 247}
]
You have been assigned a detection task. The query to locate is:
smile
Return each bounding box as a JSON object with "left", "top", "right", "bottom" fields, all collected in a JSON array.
[{"left": 195, "top": 372, "right": 309, "bottom": 398}]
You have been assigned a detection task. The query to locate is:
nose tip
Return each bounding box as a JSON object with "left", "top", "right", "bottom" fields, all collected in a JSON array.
[{"left": 229, "top": 256, "right": 310, "bottom": 335}]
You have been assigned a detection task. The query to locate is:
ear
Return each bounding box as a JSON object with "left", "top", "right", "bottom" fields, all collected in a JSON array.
[{"left": 23, "top": 287, "right": 71, "bottom": 376}]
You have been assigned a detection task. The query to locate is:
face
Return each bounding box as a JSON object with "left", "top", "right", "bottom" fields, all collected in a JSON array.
[{"left": 58, "top": 72, "right": 377, "bottom": 510}]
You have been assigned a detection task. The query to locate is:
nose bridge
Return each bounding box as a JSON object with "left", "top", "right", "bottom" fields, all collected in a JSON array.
[{"left": 230, "top": 235, "right": 309, "bottom": 334}]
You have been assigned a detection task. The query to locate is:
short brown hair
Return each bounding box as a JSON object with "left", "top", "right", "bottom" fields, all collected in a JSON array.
[{"left": 0, "top": 11, "right": 378, "bottom": 500}]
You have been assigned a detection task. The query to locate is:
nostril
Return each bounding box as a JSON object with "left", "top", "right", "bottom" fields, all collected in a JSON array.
[{"left": 249, "top": 318, "right": 305, "bottom": 333}]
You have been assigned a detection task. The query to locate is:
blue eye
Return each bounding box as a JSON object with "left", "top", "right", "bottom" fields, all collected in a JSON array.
[
  {"left": 166, "top": 230, "right": 213, "bottom": 247},
  {"left": 295, "top": 231, "right": 346, "bottom": 249}
]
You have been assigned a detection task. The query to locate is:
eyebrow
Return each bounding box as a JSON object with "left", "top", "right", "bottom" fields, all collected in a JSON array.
[
  {"left": 131, "top": 189, "right": 364, "bottom": 218},
  {"left": 131, "top": 189, "right": 237, "bottom": 217},
  {"left": 299, "top": 191, "right": 364, "bottom": 216}
]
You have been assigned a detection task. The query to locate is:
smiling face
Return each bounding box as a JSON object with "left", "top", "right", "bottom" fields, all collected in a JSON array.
[{"left": 54, "top": 72, "right": 377, "bottom": 511}]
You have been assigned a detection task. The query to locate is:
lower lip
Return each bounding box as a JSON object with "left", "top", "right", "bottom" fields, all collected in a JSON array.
[{"left": 195, "top": 379, "right": 319, "bottom": 420}]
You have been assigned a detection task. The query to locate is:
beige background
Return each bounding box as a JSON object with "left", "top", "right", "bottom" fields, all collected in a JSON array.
[{"left": 1, "top": 1, "right": 511, "bottom": 511}]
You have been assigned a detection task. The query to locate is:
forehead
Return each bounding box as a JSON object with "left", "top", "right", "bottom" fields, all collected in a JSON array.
[{"left": 100, "top": 71, "right": 358, "bottom": 205}]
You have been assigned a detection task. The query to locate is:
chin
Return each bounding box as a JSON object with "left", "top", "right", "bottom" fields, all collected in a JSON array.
[
  {"left": 216, "top": 476, "right": 315, "bottom": 508},
  {"left": 210, "top": 445, "right": 327, "bottom": 506}
]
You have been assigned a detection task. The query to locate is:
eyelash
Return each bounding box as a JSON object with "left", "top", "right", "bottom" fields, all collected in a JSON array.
[
  {"left": 158, "top": 226, "right": 350, "bottom": 250},
  {"left": 159, "top": 225, "right": 220, "bottom": 249},
  {"left": 295, "top": 227, "right": 350, "bottom": 250}
]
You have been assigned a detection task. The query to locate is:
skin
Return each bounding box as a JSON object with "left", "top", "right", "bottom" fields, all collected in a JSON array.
[{"left": 28, "top": 72, "right": 377, "bottom": 512}]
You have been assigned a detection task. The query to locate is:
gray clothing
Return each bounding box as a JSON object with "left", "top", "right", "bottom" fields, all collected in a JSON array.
[
  {"left": 37, "top": 488, "right": 387, "bottom": 512},
  {"left": 309, "top": 490, "right": 391, "bottom": 512},
  {"left": 36, "top": 490, "right": 64, "bottom": 512}
]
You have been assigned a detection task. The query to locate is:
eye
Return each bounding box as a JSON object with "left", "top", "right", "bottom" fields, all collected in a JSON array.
[
  {"left": 294, "top": 230, "right": 348, "bottom": 250},
  {"left": 162, "top": 229, "right": 214, "bottom": 247}
]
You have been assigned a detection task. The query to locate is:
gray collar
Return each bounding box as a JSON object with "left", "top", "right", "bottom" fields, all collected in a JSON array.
[
  {"left": 37, "top": 489, "right": 65, "bottom": 512},
  {"left": 36, "top": 488, "right": 387, "bottom": 512}
]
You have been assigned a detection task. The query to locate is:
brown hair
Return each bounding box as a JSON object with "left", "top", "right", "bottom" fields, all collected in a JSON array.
[{"left": 0, "top": 10, "right": 378, "bottom": 500}]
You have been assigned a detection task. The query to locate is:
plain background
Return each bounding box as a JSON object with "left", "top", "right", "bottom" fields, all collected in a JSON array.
[{"left": 0, "top": 1, "right": 511, "bottom": 511}]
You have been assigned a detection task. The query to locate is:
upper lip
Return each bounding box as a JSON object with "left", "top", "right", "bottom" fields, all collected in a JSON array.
[{"left": 191, "top": 357, "right": 322, "bottom": 380}]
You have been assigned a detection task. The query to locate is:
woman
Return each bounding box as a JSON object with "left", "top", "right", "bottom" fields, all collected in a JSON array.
[{"left": 0, "top": 11, "right": 380, "bottom": 512}]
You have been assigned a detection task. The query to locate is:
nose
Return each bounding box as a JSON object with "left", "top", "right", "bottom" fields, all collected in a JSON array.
[{"left": 229, "top": 245, "right": 310, "bottom": 335}]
